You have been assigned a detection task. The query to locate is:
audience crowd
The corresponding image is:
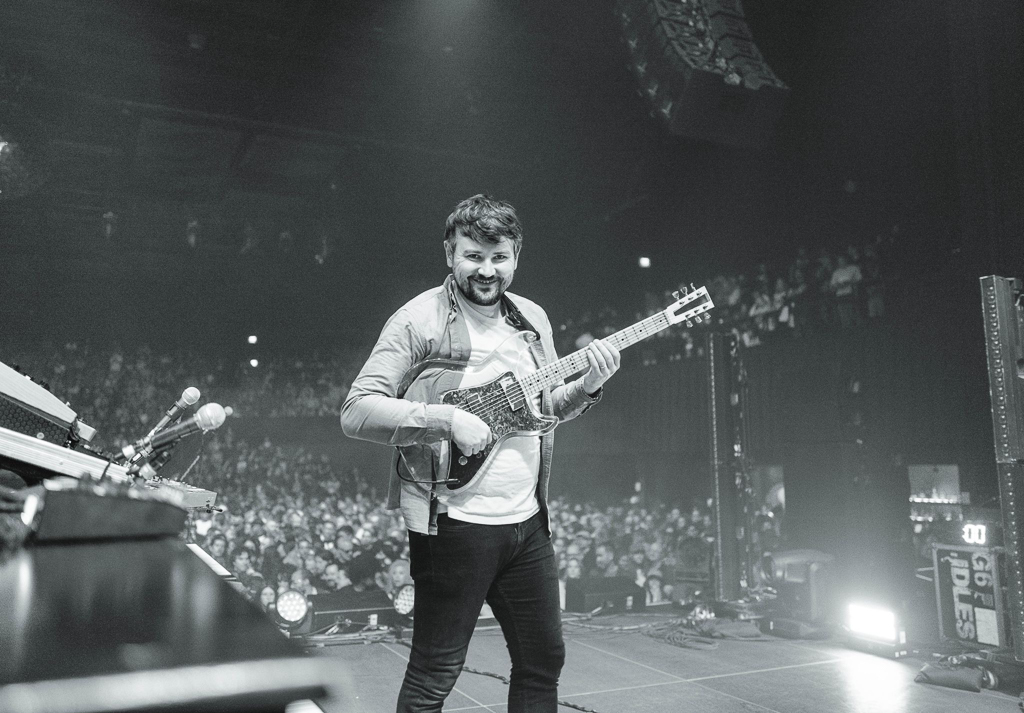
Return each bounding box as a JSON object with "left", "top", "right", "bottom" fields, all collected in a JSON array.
[
  {"left": 185, "top": 432, "right": 724, "bottom": 613},
  {"left": 3, "top": 339, "right": 730, "bottom": 610},
  {"left": 8, "top": 234, "right": 894, "bottom": 439},
  {"left": 4, "top": 344, "right": 358, "bottom": 442},
  {"left": 556, "top": 236, "right": 892, "bottom": 356},
  {"left": 3, "top": 233, "right": 885, "bottom": 615}
]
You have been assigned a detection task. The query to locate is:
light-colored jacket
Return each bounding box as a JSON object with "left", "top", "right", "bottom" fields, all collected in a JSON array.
[{"left": 340, "top": 275, "right": 600, "bottom": 535}]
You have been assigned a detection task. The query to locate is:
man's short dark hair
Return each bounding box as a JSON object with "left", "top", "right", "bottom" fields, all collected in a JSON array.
[{"left": 444, "top": 194, "right": 523, "bottom": 256}]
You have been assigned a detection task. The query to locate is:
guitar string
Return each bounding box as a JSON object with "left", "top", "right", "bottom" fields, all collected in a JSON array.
[
  {"left": 448, "top": 311, "right": 693, "bottom": 456},
  {"left": 453, "top": 323, "right": 657, "bottom": 423},
  {"left": 452, "top": 319, "right": 666, "bottom": 421},
  {"left": 447, "top": 304, "right": 705, "bottom": 455},
  {"left": 518, "top": 318, "right": 660, "bottom": 393},
  {"left": 454, "top": 301, "right": 694, "bottom": 419},
  {"left": 456, "top": 355, "right": 582, "bottom": 420}
]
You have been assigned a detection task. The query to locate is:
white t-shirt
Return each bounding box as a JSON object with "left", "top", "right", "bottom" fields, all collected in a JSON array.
[{"left": 439, "top": 291, "right": 542, "bottom": 525}]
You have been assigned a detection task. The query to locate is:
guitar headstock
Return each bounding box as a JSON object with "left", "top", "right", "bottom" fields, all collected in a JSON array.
[{"left": 664, "top": 284, "right": 715, "bottom": 327}]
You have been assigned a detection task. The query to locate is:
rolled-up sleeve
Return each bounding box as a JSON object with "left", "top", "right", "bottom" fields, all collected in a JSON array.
[
  {"left": 551, "top": 377, "right": 601, "bottom": 422},
  {"left": 341, "top": 309, "right": 456, "bottom": 447}
]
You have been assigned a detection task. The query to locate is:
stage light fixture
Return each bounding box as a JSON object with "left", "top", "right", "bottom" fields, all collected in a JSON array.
[
  {"left": 844, "top": 601, "right": 907, "bottom": 658},
  {"left": 275, "top": 589, "right": 311, "bottom": 631},
  {"left": 249, "top": 359, "right": 259, "bottom": 368},
  {"left": 638, "top": 257, "right": 651, "bottom": 268},
  {"left": 393, "top": 584, "right": 415, "bottom": 617},
  {"left": 248, "top": 335, "right": 258, "bottom": 345},
  {"left": 848, "top": 602, "right": 896, "bottom": 641}
]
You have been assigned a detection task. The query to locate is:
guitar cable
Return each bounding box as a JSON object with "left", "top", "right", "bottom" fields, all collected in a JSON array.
[{"left": 394, "top": 448, "right": 462, "bottom": 489}]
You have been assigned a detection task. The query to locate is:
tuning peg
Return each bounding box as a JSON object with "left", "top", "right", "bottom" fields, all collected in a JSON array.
[
  {"left": 686, "top": 320, "right": 693, "bottom": 328},
  {"left": 690, "top": 282, "right": 696, "bottom": 292},
  {"left": 672, "top": 290, "right": 680, "bottom": 300}
]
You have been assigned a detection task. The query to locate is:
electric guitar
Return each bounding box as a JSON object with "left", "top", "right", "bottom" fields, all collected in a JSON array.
[{"left": 405, "top": 286, "right": 714, "bottom": 493}]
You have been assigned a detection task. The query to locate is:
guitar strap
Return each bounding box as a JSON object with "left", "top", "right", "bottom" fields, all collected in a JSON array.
[{"left": 499, "top": 293, "right": 542, "bottom": 346}]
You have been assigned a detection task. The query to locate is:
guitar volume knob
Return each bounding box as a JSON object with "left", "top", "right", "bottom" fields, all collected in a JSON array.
[{"left": 458, "top": 456, "right": 468, "bottom": 465}]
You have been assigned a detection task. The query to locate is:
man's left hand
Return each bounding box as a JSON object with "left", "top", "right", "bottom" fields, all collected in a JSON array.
[{"left": 582, "top": 339, "right": 621, "bottom": 396}]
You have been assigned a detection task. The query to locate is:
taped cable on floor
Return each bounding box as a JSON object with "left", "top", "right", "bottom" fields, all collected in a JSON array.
[{"left": 562, "top": 606, "right": 775, "bottom": 649}]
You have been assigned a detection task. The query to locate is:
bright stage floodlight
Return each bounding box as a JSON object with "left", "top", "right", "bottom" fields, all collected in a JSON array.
[
  {"left": 275, "top": 589, "right": 312, "bottom": 631},
  {"left": 845, "top": 602, "right": 907, "bottom": 658}
]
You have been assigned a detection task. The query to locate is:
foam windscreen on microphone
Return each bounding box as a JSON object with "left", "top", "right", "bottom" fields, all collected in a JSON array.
[{"left": 194, "top": 403, "right": 227, "bottom": 430}]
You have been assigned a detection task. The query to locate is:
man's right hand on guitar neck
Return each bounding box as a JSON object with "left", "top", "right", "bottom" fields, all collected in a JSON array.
[{"left": 451, "top": 409, "right": 494, "bottom": 456}]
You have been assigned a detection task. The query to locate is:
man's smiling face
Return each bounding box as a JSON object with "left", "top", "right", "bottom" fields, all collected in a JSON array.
[{"left": 446, "top": 230, "right": 518, "bottom": 307}]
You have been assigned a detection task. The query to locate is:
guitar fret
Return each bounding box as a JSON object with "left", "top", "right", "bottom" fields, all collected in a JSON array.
[
  {"left": 526, "top": 310, "right": 675, "bottom": 396},
  {"left": 516, "top": 286, "right": 715, "bottom": 398}
]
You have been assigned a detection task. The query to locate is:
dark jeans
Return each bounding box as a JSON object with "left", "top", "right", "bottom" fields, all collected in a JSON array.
[{"left": 397, "top": 510, "right": 564, "bottom": 713}]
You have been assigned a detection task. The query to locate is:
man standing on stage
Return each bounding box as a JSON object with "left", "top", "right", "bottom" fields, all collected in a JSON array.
[{"left": 341, "top": 194, "right": 620, "bottom": 713}]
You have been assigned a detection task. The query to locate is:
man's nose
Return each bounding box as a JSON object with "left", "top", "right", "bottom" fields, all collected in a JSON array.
[{"left": 477, "top": 261, "right": 496, "bottom": 277}]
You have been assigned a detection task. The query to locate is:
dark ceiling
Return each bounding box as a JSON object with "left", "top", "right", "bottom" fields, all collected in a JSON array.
[
  {"left": 1, "top": 0, "right": 649, "bottom": 216},
  {"left": 0, "top": 0, "right": 987, "bottom": 349}
]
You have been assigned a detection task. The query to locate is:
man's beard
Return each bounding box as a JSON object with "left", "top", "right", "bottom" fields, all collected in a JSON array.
[{"left": 455, "top": 274, "right": 509, "bottom": 307}]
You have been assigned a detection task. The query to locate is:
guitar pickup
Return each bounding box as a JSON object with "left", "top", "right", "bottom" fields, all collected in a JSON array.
[{"left": 500, "top": 376, "right": 526, "bottom": 411}]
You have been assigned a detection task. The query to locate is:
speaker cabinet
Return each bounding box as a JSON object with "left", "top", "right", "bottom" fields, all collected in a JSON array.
[
  {"left": 981, "top": 276, "right": 1024, "bottom": 462},
  {"left": 767, "top": 549, "right": 835, "bottom": 623},
  {"left": 565, "top": 577, "right": 646, "bottom": 614},
  {"left": 616, "top": 0, "right": 789, "bottom": 148},
  {"left": 980, "top": 276, "right": 1024, "bottom": 660}
]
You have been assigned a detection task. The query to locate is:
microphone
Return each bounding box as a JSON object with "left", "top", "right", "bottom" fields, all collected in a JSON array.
[
  {"left": 145, "top": 387, "right": 201, "bottom": 440},
  {"left": 123, "top": 403, "right": 227, "bottom": 462}
]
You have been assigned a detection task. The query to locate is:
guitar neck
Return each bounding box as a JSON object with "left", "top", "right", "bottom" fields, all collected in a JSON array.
[{"left": 521, "top": 311, "right": 671, "bottom": 396}]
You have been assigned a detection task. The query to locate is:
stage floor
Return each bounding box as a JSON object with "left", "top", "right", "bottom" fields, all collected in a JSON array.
[{"left": 305, "top": 612, "right": 1022, "bottom": 713}]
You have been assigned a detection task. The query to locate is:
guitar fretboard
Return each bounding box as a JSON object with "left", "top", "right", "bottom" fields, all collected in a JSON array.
[{"left": 520, "top": 310, "right": 672, "bottom": 396}]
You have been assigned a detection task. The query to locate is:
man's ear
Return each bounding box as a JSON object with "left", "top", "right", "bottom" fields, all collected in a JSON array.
[{"left": 444, "top": 240, "right": 453, "bottom": 268}]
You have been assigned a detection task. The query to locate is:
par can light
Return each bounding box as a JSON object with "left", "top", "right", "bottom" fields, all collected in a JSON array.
[
  {"left": 275, "top": 589, "right": 311, "bottom": 630},
  {"left": 393, "top": 584, "right": 415, "bottom": 617}
]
